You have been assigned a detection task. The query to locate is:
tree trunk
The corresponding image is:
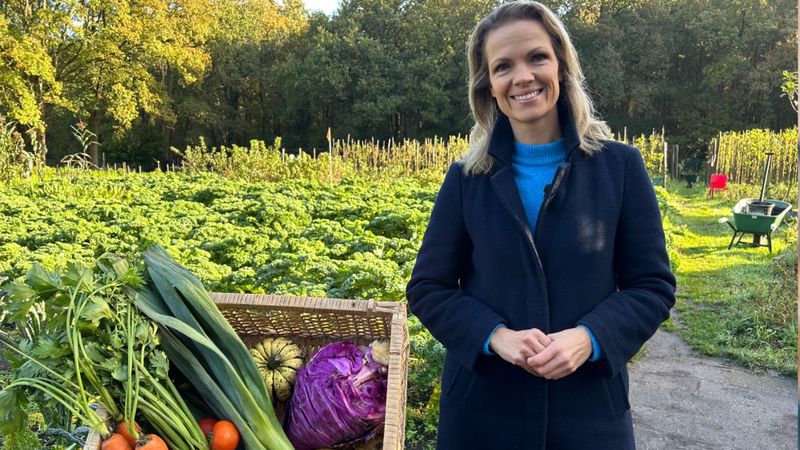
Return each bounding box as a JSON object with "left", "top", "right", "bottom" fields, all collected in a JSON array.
[
  {"left": 89, "top": 110, "right": 101, "bottom": 167},
  {"left": 161, "top": 67, "right": 175, "bottom": 163},
  {"left": 35, "top": 81, "right": 48, "bottom": 163},
  {"left": 162, "top": 123, "right": 173, "bottom": 163},
  {"left": 36, "top": 127, "right": 47, "bottom": 163}
]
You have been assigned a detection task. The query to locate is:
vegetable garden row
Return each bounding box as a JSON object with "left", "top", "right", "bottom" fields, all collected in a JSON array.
[{"left": 712, "top": 127, "right": 798, "bottom": 187}]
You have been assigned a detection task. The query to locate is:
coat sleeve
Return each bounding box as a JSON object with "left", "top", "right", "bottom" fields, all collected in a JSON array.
[
  {"left": 406, "top": 163, "right": 507, "bottom": 372},
  {"left": 577, "top": 148, "right": 676, "bottom": 378}
]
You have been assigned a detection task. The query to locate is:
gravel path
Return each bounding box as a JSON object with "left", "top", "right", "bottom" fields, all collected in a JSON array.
[{"left": 629, "top": 328, "right": 797, "bottom": 450}]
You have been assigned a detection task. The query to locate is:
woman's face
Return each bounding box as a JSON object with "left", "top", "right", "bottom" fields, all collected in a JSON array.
[{"left": 485, "top": 19, "right": 561, "bottom": 141}]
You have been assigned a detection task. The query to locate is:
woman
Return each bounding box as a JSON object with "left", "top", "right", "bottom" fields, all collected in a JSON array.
[{"left": 405, "top": 2, "right": 676, "bottom": 449}]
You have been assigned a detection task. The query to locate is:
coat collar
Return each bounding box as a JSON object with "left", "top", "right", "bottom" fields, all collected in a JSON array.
[{"left": 487, "top": 97, "right": 581, "bottom": 169}]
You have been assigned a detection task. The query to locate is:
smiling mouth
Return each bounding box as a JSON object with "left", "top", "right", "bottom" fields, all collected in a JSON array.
[{"left": 511, "top": 89, "right": 543, "bottom": 101}]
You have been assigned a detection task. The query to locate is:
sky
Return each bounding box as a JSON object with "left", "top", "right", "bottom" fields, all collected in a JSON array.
[{"left": 302, "top": 0, "right": 340, "bottom": 15}]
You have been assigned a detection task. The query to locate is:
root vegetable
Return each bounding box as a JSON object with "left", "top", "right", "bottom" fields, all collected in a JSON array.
[
  {"left": 115, "top": 421, "right": 141, "bottom": 447},
  {"left": 101, "top": 433, "right": 133, "bottom": 450},
  {"left": 135, "top": 434, "right": 168, "bottom": 450}
]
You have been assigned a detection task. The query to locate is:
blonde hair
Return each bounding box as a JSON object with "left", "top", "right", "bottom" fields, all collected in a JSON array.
[{"left": 463, "top": 0, "right": 611, "bottom": 175}]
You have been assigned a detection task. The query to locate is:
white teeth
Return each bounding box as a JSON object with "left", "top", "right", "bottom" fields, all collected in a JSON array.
[{"left": 513, "top": 90, "right": 542, "bottom": 100}]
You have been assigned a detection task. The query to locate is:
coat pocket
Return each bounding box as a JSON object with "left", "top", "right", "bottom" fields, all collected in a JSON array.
[
  {"left": 443, "top": 363, "right": 473, "bottom": 403},
  {"left": 603, "top": 373, "right": 631, "bottom": 418}
]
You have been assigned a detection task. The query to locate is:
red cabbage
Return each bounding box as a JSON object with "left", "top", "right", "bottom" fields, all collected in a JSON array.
[{"left": 286, "top": 341, "right": 388, "bottom": 450}]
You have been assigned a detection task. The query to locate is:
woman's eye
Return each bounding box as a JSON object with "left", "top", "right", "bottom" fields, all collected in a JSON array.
[
  {"left": 531, "top": 53, "right": 547, "bottom": 62},
  {"left": 494, "top": 63, "right": 508, "bottom": 72}
]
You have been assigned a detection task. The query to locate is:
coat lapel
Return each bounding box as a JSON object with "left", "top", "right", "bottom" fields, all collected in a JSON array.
[
  {"left": 487, "top": 114, "right": 535, "bottom": 240},
  {"left": 491, "top": 166, "right": 535, "bottom": 243}
]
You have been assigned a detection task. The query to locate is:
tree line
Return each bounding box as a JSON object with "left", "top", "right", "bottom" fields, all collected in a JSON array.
[{"left": 0, "top": 0, "right": 796, "bottom": 168}]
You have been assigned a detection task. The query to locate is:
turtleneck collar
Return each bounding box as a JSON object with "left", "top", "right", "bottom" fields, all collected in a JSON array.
[{"left": 512, "top": 139, "right": 567, "bottom": 168}]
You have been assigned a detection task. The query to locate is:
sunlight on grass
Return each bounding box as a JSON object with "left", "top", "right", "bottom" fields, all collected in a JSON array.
[{"left": 660, "top": 182, "right": 797, "bottom": 375}]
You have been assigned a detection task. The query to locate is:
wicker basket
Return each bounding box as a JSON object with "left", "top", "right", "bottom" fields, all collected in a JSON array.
[{"left": 83, "top": 293, "right": 409, "bottom": 450}]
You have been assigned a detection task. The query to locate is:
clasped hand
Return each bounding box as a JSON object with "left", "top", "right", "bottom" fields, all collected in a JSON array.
[{"left": 489, "top": 327, "right": 592, "bottom": 380}]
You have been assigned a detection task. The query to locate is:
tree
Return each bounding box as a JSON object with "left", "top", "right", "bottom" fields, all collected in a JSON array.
[
  {"left": 0, "top": 0, "right": 215, "bottom": 165},
  {"left": 402, "top": 0, "right": 499, "bottom": 137},
  {"left": 169, "top": 0, "right": 308, "bottom": 151},
  {"left": 0, "top": 1, "right": 71, "bottom": 156},
  {"left": 564, "top": 0, "right": 796, "bottom": 151},
  {"left": 63, "top": 0, "right": 215, "bottom": 164},
  {"left": 4, "top": 0, "right": 795, "bottom": 162},
  {"left": 780, "top": 70, "right": 798, "bottom": 112}
]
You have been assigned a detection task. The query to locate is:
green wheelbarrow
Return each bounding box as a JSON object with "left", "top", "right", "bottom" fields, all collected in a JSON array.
[{"left": 718, "top": 198, "right": 792, "bottom": 252}]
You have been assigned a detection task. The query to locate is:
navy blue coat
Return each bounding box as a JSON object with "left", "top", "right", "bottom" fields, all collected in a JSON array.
[{"left": 406, "top": 101, "right": 676, "bottom": 450}]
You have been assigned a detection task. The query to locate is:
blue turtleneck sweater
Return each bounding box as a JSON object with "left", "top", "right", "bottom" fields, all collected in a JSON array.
[
  {"left": 483, "top": 138, "right": 601, "bottom": 362},
  {"left": 512, "top": 138, "right": 567, "bottom": 230}
]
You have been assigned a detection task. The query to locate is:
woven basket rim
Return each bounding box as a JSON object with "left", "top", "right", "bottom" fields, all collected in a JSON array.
[{"left": 211, "top": 292, "right": 405, "bottom": 318}]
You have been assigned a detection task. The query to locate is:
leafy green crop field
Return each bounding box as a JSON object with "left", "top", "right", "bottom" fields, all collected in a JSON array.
[
  {"left": 0, "top": 171, "right": 796, "bottom": 449},
  {"left": 0, "top": 169, "right": 446, "bottom": 449},
  {"left": 0, "top": 170, "right": 440, "bottom": 299}
]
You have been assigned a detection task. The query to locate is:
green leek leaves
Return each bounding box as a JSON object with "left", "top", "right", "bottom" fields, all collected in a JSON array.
[{"left": 138, "top": 245, "right": 294, "bottom": 450}]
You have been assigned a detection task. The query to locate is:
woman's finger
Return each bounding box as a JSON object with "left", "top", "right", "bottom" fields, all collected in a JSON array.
[
  {"left": 522, "top": 328, "right": 551, "bottom": 353},
  {"left": 525, "top": 337, "right": 547, "bottom": 354},
  {"left": 527, "top": 343, "right": 557, "bottom": 368},
  {"left": 533, "top": 355, "right": 566, "bottom": 379},
  {"left": 532, "top": 328, "right": 552, "bottom": 345}
]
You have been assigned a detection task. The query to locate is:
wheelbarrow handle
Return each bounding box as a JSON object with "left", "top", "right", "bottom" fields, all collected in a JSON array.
[{"left": 718, "top": 217, "right": 736, "bottom": 231}]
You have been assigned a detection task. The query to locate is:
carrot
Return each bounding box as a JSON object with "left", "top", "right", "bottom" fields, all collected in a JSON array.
[
  {"left": 135, "top": 434, "right": 169, "bottom": 450},
  {"left": 115, "top": 421, "right": 141, "bottom": 448},
  {"left": 101, "top": 433, "right": 133, "bottom": 450}
]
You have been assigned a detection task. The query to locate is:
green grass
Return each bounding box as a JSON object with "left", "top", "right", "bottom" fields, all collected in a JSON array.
[{"left": 660, "top": 181, "right": 797, "bottom": 376}]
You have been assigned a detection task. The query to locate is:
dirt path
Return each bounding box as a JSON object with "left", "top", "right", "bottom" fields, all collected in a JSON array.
[{"left": 629, "top": 328, "right": 797, "bottom": 450}]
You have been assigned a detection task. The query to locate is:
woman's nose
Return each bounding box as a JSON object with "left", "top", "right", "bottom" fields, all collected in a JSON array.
[{"left": 513, "top": 67, "right": 535, "bottom": 84}]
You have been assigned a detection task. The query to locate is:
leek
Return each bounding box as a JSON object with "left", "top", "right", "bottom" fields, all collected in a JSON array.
[{"left": 137, "top": 245, "right": 294, "bottom": 450}]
